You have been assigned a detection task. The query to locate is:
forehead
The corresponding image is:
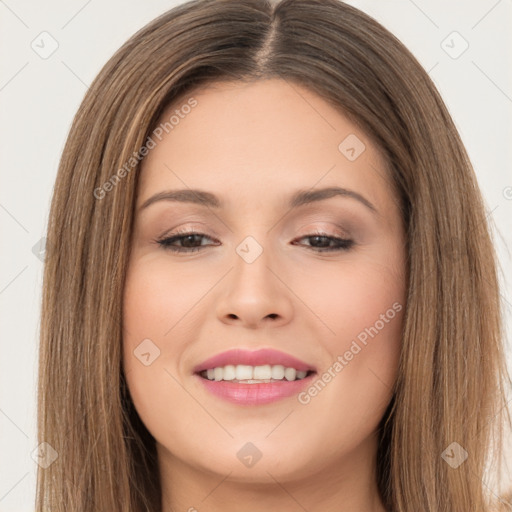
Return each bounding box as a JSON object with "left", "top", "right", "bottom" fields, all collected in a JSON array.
[{"left": 138, "top": 78, "right": 396, "bottom": 216}]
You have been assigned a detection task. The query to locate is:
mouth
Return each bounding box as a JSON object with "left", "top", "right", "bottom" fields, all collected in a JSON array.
[
  {"left": 193, "top": 363, "right": 317, "bottom": 405},
  {"left": 196, "top": 364, "right": 316, "bottom": 383},
  {"left": 192, "top": 348, "right": 317, "bottom": 405}
]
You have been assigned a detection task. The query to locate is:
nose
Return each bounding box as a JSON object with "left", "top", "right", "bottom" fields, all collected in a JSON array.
[{"left": 215, "top": 247, "right": 294, "bottom": 330}]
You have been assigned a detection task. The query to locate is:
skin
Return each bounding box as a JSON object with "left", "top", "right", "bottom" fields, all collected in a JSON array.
[{"left": 122, "top": 78, "right": 407, "bottom": 512}]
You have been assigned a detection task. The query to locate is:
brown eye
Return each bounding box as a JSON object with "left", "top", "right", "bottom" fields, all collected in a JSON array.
[
  {"left": 156, "top": 230, "right": 218, "bottom": 253},
  {"left": 293, "top": 233, "right": 354, "bottom": 252}
]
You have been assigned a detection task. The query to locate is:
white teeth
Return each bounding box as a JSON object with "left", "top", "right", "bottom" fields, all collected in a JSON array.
[
  {"left": 253, "top": 364, "right": 271, "bottom": 379},
  {"left": 271, "top": 365, "right": 285, "bottom": 379},
  {"left": 222, "top": 364, "right": 236, "bottom": 380},
  {"left": 200, "top": 364, "right": 311, "bottom": 382},
  {"left": 236, "top": 364, "right": 253, "bottom": 380},
  {"left": 284, "top": 367, "right": 296, "bottom": 381}
]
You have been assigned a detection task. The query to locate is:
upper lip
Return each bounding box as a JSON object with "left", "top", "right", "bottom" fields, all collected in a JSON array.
[{"left": 193, "top": 348, "right": 317, "bottom": 374}]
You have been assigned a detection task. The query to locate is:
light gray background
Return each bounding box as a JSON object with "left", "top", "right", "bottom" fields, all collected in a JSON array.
[{"left": 1, "top": 1, "right": 511, "bottom": 510}]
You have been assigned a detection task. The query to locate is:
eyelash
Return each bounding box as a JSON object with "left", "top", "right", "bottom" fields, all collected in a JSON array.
[{"left": 155, "top": 229, "right": 354, "bottom": 254}]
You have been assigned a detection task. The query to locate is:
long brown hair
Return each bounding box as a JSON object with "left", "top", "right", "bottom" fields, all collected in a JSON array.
[{"left": 37, "top": 0, "right": 512, "bottom": 510}]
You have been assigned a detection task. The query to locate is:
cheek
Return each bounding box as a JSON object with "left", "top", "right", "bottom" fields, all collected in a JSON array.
[
  {"left": 296, "top": 250, "right": 405, "bottom": 355},
  {"left": 121, "top": 255, "right": 228, "bottom": 432},
  {"left": 327, "top": 267, "right": 404, "bottom": 356},
  {"left": 297, "top": 257, "right": 405, "bottom": 442},
  {"left": 122, "top": 255, "right": 216, "bottom": 348},
  {"left": 121, "top": 258, "right": 188, "bottom": 435}
]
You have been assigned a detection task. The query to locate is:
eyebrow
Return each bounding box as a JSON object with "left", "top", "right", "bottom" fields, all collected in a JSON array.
[{"left": 139, "top": 186, "right": 378, "bottom": 214}]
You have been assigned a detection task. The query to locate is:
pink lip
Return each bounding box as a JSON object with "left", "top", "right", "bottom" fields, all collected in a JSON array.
[
  {"left": 194, "top": 373, "right": 316, "bottom": 405},
  {"left": 192, "top": 348, "right": 317, "bottom": 406},
  {"left": 192, "top": 348, "right": 316, "bottom": 374}
]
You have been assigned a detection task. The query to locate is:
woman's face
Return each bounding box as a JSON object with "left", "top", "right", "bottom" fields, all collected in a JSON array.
[{"left": 123, "top": 78, "right": 406, "bottom": 499}]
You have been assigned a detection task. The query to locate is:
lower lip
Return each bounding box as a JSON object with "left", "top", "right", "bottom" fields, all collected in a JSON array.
[{"left": 194, "top": 373, "right": 316, "bottom": 405}]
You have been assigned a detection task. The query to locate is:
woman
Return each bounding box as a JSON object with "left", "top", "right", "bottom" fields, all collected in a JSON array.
[{"left": 37, "top": 0, "right": 512, "bottom": 510}]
